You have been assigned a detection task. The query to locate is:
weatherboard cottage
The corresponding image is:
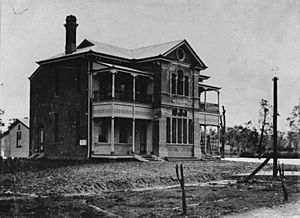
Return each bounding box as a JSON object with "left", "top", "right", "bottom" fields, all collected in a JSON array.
[{"left": 29, "top": 15, "right": 221, "bottom": 160}]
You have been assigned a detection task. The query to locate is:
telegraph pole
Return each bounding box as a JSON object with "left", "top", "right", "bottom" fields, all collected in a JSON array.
[{"left": 273, "top": 77, "right": 278, "bottom": 178}]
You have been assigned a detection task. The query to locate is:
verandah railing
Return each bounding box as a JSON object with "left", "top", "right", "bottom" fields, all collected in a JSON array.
[
  {"left": 93, "top": 90, "right": 152, "bottom": 104},
  {"left": 199, "top": 102, "right": 219, "bottom": 113}
]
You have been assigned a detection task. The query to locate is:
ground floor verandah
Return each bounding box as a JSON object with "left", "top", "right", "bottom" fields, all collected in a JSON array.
[
  {"left": 91, "top": 116, "right": 221, "bottom": 159},
  {"left": 91, "top": 118, "right": 152, "bottom": 157}
]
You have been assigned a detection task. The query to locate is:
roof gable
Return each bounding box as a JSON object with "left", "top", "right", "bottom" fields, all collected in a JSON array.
[
  {"left": 163, "top": 40, "right": 206, "bottom": 68},
  {"left": 9, "top": 118, "right": 29, "bottom": 130}
]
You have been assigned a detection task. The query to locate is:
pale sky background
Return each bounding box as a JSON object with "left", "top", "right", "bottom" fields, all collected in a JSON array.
[{"left": 0, "top": 0, "right": 299, "bottom": 131}]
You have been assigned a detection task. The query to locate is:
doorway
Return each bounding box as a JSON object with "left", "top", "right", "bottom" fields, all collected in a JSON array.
[
  {"left": 136, "top": 121, "right": 147, "bottom": 155},
  {"left": 38, "top": 124, "right": 44, "bottom": 152}
]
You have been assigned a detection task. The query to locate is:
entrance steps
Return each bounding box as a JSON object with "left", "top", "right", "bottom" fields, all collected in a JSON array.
[
  {"left": 165, "top": 157, "right": 200, "bottom": 162},
  {"left": 134, "top": 154, "right": 165, "bottom": 162},
  {"left": 166, "top": 155, "right": 221, "bottom": 162}
]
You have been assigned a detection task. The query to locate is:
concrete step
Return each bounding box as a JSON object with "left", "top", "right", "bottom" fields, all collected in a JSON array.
[{"left": 165, "top": 157, "right": 200, "bottom": 162}]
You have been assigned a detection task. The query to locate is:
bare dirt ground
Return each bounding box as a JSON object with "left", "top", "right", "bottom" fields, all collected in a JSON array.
[{"left": 0, "top": 160, "right": 299, "bottom": 217}]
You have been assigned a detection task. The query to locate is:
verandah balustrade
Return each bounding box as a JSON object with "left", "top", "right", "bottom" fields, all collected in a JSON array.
[
  {"left": 199, "top": 102, "right": 219, "bottom": 113},
  {"left": 93, "top": 89, "right": 152, "bottom": 104}
]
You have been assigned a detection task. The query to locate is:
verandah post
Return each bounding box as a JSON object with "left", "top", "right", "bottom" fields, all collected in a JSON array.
[{"left": 111, "top": 117, "right": 114, "bottom": 155}]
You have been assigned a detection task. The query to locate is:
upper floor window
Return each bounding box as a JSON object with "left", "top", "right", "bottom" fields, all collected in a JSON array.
[
  {"left": 171, "top": 73, "right": 176, "bottom": 94},
  {"left": 176, "top": 48, "right": 185, "bottom": 61},
  {"left": 171, "top": 71, "right": 190, "bottom": 97},
  {"left": 184, "top": 76, "right": 189, "bottom": 96},
  {"left": 177, "top": 71, "right": 183, "bottom": 95}
]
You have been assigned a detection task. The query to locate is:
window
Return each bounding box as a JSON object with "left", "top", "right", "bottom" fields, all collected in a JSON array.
[
  {"left": 38, "top": 124, "right": 44, "bottom": 152},
  {"left": 183, "top": 119, "right": 187, "bottom": 143},
  {"left": 98, "top": 119, "right": 108, "bottom": 142},
  {"left": 166, "top": 111, "right": 191, "bottom": 144},
  {"left": 177, "top": 118, "right": 182, "bottom": 143},
  {"left": 166, "top": 117, "right": 171, "bottom": 143},
  {"left": 171, "top": 73, "right": 176, "bottom": 94},
  {"left": 189, "top": 119, "right": 193, "bottom": 144},
  {"left": 54, "top": 113, "right": 59, "bottom": 142},
  {"left": 16, "top": 131, "right": 22, "bottom": 147},
  {"left": 177, "top": 71, "right": 183, "bottom": 95},
  {"left": 184, "top": 76, "right": 189, "bottom": 96},
  {"left": 172, "top": 118, "right": 176, "bottom": 143},
  {"left": 176, "top": 48, "right": 185, "bottom": 61}
]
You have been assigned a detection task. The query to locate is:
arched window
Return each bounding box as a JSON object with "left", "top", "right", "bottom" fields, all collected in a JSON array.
[
  {"left": 171, "top": 73, "right": 177, "bottom": 94},
  {"left": 177, "top": 71, "right": 183, "bottom": 95},
  {"left": 184, "top": 76, "right": 189, "bottom": 96}
]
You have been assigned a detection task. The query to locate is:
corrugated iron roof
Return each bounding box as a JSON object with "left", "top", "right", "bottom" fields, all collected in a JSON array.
[
  {"left": 38, "top": 39, "right": 185, "bottom": 63},
  {"left": 8, "top": 118, "right": 30, "bottom": 130},
  {"left": 19, "top": 118, "right": 29, "bottom": 128},
  {"left": 131, "top": 39, "right": 184, "bottom": 59},
  {"left": 94, "top": 62, "right": 152, "bottom": 75}
]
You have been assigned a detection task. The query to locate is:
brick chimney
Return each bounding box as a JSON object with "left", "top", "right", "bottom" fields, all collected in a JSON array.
[{"left": 64, "top": 15, "right": 78, "bottom": 54}]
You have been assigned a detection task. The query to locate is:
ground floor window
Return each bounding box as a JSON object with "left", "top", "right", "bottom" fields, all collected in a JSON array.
[
  {"left": 16, "top": 131, "right": 22, "bottom": 147},
  {"left": 166, "top": 117, "right": 193, "bottom": 144},
  {"left": 166, "top": 118, "right": 171, "bottom": 143},
  {"left": 189, "top": 119, "right": 193, "bottom": 143},
  {"left": 98, "top": 119, "right": 109, "bottom": 142},
  {"left": 38, "top": 124, "right": 44, "bottom": 152}
]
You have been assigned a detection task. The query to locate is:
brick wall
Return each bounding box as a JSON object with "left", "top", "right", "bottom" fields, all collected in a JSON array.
[{"left": 30, "top": 57, "right": 88, "bottom": 159}]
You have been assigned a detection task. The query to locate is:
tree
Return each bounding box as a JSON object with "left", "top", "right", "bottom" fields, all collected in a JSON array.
[
  {"left": 287, "top": 101, "right": 300, "bottom": 133},
  {"left": 258, "top": 99, "right": 272, "bottom": 157},
  {"left": 287, "top": 99, "right": 300, "bottom": 151},
  {"left": 225, "top": 124, "right": 258, "bottom": 155}
]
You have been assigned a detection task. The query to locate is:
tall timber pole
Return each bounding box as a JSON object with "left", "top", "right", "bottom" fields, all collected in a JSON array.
[{"left": 273, "top": 77, "right": 278, "bottom": 178}]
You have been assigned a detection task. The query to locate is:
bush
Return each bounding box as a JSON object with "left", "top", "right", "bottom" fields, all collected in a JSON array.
[
  {"left": 278, "top": 152, "right": 300, "bottom": 159},
  {"left": 261, "top": 151, "right": 300, "bottom": 159},
  {"left": 239, "top": 152, "right": 255, "bottom": 158}
]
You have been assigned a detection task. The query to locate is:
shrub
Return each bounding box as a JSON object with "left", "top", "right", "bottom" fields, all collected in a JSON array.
[{"left": 239, "top": 152, "right": 255, "bottom": 158}]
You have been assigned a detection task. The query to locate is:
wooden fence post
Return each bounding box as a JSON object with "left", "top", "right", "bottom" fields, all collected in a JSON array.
[
  {"left": 0, "top": 157, "right": 2, "bottom": 174},
  {"left": 278, "top": 163, "right": 288, "bottom": 201},
  {"left": 176, "top": 164, "right": 187, "bottom": 215}
]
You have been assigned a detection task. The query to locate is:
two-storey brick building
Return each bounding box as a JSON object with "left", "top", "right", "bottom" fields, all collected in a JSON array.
[{"left": 29, "top": 15, "right": 221, "bottom": 160}]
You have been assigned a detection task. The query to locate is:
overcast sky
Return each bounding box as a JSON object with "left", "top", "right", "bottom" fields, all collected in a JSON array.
[{"left": 0, "top": 0, "right": 299, "bottom": 131}]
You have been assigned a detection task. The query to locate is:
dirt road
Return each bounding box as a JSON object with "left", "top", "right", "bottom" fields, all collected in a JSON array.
[
  {"left": 0, "top": 160, "right": 299, "bottom": 217},
  {"left": 224, "top": 200, "right": 300, "bottom": 218}
]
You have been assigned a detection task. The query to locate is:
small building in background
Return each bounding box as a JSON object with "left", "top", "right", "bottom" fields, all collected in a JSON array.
[{"left": 0, "top": 118, "right": 30, "bottom": 158}]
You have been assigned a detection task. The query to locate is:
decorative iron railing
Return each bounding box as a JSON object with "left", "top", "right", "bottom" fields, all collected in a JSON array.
[
  {"left": 93, "top": 90, "right": 112, "bottom": 101},
  {"left": 115, "top": 89, "right": 133, "bottom": 101},
  {"left": 135, "top": 93, "right": 152, "bottom": 104},
  {"left": 93, "top": 90, "right": 152, "bottom": 104},
  {"left": 199, "top": 102, "right": 219, "bottom": 113}
]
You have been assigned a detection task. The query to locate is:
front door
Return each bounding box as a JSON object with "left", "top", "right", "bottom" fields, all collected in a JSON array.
[{"left": 140, "top": 123, "right": 147, "bottom": 155}]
